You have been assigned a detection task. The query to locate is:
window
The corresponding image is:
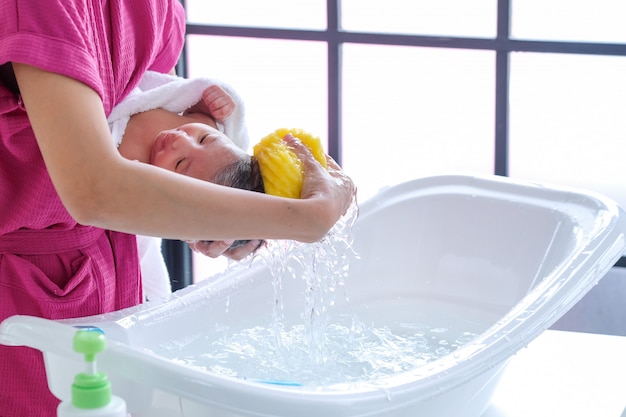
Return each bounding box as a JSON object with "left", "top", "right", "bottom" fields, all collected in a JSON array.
[
  {"left": 174, "top": 0, "right": 626, "bottom": 283},
  {"left": 341, "top": 0, "right": 497, "bottom": 37},
  {"left": 341, "top": 44, "right": 495, "bottom": 198},
  {"left": 509, "top": 52, "right": 626, "bottom": 198},
  {"left": 511, "top": 0, "right": 626, "bottom": 43},
  {"left": 186, "top": 35, "right": 328, "bottom": 149}
]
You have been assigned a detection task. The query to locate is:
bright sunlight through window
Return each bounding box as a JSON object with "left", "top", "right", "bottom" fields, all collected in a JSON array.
[{"left": 184, "top": 0, "right": 626, "bottom": 280}]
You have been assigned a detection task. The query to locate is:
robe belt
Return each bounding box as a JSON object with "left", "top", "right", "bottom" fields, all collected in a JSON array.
[{"left": 0, "top": 226, "right": 105, "bottom": 255}]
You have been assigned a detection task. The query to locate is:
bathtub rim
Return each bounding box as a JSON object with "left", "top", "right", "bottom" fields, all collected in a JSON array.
[{"left": 68, "top": 174, "right": 626, "bottom": 414}]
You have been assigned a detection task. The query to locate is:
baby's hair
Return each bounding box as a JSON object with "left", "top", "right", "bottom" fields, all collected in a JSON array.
[{"left": 212, "top": 156, "right": 265, "bottom": 194}]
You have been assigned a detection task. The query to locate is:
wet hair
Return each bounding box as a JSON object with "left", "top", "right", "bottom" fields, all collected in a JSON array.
[
  {"left": 210, "top": 156, "right": 265, "bottom": 249},
  {"left": 212, "top": 155, "right": 265, "bottom": 194}
]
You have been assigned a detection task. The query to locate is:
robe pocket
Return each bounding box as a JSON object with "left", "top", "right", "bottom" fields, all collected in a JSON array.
[{"left": 0, "top": 253, "right": 99, "bottom": 319}]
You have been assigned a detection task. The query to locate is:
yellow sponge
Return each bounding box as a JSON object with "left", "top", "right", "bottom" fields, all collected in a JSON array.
[{"left": 253, "top": 128, "right": 328, "bottom": 198}]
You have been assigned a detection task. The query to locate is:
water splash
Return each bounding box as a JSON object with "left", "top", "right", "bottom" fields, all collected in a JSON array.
[
  {"left": 258, "top": 198, "right": 360, "bottom": 364},
  {"left": 162, "top": 311, "right": 480, "bottom": 388}
]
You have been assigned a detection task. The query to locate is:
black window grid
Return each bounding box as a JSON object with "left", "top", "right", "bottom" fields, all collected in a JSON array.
[{"left": 165, "top": 0, "right": 626, "bottom": 290}]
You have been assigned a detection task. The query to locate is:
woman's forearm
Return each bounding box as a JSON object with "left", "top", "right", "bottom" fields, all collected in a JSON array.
[{"left": 84, "top": 158, "right": 334, "bottom": 242}]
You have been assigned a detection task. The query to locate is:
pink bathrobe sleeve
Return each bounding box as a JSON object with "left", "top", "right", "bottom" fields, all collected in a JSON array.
[{"left": 0, "top": 1, "right": 185, "bottom": 416}]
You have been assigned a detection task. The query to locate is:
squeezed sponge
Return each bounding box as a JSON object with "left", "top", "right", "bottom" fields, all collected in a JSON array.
[{"left": 253, "top": 128, "right": 328, "bottom": 198}]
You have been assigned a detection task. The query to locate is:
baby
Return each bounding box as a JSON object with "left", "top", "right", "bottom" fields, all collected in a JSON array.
[{"left": 109, "top": 72, "right": 263, "bottom": 300}]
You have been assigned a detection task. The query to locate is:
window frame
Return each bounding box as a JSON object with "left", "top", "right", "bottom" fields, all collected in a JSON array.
[{"left": 164, "top": 0, "right": 626, "bottom": 289}]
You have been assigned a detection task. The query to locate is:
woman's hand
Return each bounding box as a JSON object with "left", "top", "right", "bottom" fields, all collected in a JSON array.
[
  {"left": 284, "top": 134, "right": 357, "bottom": 229},
  {"left": 187, "top": 239, "right": 264, "bottom": 260}
]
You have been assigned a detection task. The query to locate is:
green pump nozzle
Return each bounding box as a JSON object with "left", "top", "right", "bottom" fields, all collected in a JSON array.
[
  {"left": 57, "top": 328, "right": 127, "bottom": 416},
  {"left": 70, "top": 329, "right": 112, "bottom": 409}
]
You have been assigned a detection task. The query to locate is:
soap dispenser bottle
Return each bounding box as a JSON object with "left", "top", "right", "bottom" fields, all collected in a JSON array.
[{"left": 57, "top": 329, "right": 127, "bottom": 417}]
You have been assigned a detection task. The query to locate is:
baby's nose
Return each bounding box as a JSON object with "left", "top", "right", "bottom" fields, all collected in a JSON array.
[
  {"left": 163, "top": 134, "right": 191, "bottom": 165},
  {"left": 167, "top": 133, "right": 184, "bottom": 149}
]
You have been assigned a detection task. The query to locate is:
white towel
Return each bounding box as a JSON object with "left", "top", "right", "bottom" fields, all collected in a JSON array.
[
  {"left": 108, "top": 71, "right": 250, "bottom": 301},
  {"left": 135, "top": 235, "right": 171, "bottom": 302},
  {"left": 109, "top": 71, "right": 249, "bottom": 151}
]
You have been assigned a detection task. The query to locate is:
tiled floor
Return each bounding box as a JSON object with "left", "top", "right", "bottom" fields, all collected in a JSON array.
[{"left": 551, "top": 266, "right": 626, "bottom": 336}]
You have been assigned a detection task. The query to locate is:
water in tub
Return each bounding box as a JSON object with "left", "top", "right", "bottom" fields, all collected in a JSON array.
[{"left": 151, "top": 201, "right": 483, "bottom": 389}]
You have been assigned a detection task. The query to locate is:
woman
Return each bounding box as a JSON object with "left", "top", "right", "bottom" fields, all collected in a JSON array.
[{"left": 0, "top": 1, "right": 355, "bottom": 415}]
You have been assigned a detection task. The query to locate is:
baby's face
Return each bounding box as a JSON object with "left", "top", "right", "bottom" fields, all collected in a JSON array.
[{"left": 150, "top": 123, "right": 247, "bottom": 182}]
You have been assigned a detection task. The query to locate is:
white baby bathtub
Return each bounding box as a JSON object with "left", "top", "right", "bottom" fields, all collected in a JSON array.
[{"left": 1, "top": 174, "right": 625, "bottom": 417}]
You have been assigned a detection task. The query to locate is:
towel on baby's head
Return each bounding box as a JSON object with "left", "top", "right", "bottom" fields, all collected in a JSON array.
[{"left": 108, "top": 71, "right": 249, "bottom": 151}]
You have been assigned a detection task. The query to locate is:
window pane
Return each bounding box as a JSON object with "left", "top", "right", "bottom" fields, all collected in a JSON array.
[
  {"left": 511, "top": 0, "right": 626, "bottom": 43},
  {"left": 342, "top": 44, "right": 495, "bottom": 202},
  {"left": 509, "top": 53, "right": 626, "bottom": 211},
  {"left": 185, "top": 0, "right": 326, "bottom": 30},
  {"left": 341, "top": 0, "right": 497, "bottom": 38},
  {"left": 186, "top": 36, "right": 327, "bottom": 281},
  {"left": 186, "top": 35, "right": 328, "bottom": 153}
]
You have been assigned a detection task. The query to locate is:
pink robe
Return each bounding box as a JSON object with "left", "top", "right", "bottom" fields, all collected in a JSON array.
[{"left": 0, "top": 1, "right": 185, "bottom": 415}]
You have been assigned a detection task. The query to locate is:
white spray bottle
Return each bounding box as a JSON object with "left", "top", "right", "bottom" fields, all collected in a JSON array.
[{"left": 57, "top": 329, "right": 127, "bottom": 417}]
